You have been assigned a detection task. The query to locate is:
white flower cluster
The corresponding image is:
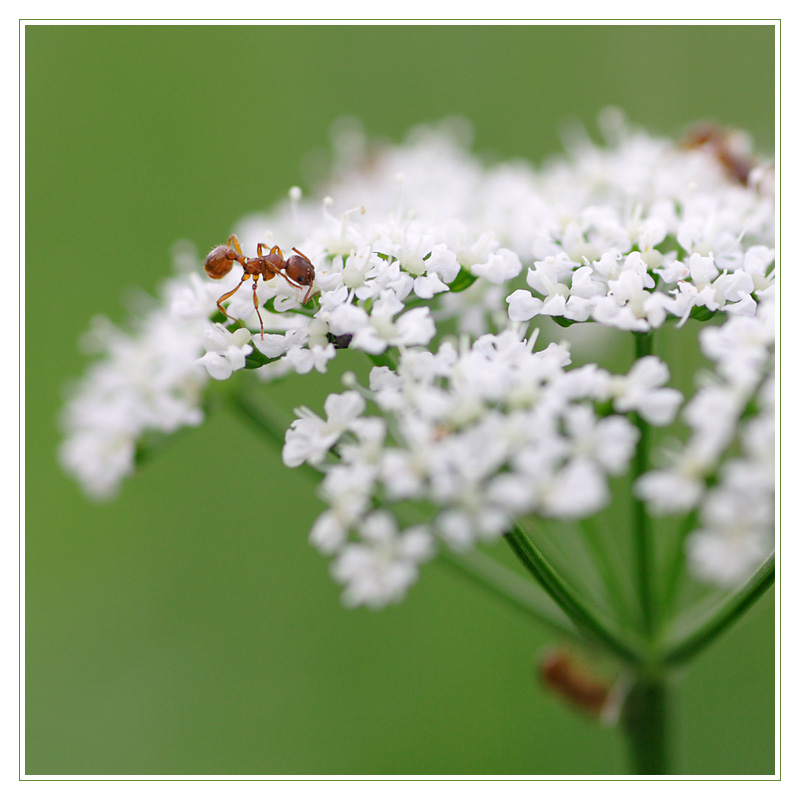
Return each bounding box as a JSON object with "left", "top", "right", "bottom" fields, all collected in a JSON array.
[
  {"left": 59, "top": 267, "right": 215, "bottom": 499},
  {"left": 60, "top": 112, "right": 774, "bottom": 607},
  {"left": 188, "top": 113, "right": 772, "bottom": 385},
  {"left": 502, "top": 135, "right": 774, "bottom": 331},
  {"left": 225, "top": 216, "right": 521, "bottom": 383},
  {"left": 282, "top": 329, "right": 683, "bottom": 608},
  {"left": 636, "top": 291, "right": 775, "bottom": 586}
]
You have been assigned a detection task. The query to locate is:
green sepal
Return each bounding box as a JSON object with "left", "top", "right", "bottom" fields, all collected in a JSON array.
[
  {"left": 448, "top": 268, "right": 479, "bottom": 293},
  {"left": 244, "top": 348, "right": 280, "bottom": 370},
  {"left": 263, "top": 295, "right": 318, "bottom": 318},
  {"left": 210, "top": 311, "right": 247, "bottom": 331},
  {"left": 593, "top": 400, "right": 615, "bottom": 418},
  {"left": 367, "top": 351, "right": 398, "bottom": 371},
  {"left": 552, "top": 316, "right": 576, "bottom": 328},
  {"left": 689, "top": 306, "right": 717, "bottom": 322}
]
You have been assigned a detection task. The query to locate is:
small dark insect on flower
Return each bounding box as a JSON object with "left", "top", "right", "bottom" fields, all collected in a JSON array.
[
  {"left": 327, "top": 332, "right": 353, "bottom": 350},
  {"left": 204, "top": 234, "right": 317, "bottom": 338},
  {"left": 539, "top": 648, "right": 612, "bottom": 717}
]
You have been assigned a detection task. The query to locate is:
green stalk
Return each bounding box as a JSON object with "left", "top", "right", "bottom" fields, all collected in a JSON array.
[
  {"left": 617, "top": 330, "right": 674, "bottom": 774},
  {"left": 504, "top": 525, "right": 642, "bottom": 665},
  {"left": 575, "top": 517, "right": 638, "bottom": 630},
  {"left": 437, "top": 547, "right": 580, "bottom": 641},
  {"left": 659, "top": 510, "right": 699, "bottom": 620},
  {"left": 620, "top": 674, "right": 671, "bottom": 774},
  {"left": 227, "top": 385, "right": 328, "bottom": 485},
  {"left": 228, "top": 385, "right": 291, "bottom": 452},
  {"left": 661, "top": 553, "right": 775, "bottom": 667},
  {"left": 632, "top": 330, "right": 656, "bottom": 637}
]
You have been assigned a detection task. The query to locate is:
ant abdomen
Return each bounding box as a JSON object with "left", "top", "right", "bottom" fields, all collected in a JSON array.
[{"left": 204, "top": 246, "right": 239, "bottom": 280}]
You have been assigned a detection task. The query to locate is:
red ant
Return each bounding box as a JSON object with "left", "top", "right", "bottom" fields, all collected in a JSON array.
[
  {"left": 682, "top": 123, "right": 756, "bottom": 187},
  {"left": 204, "top": 234, "right": 316, "bottom": 338}
]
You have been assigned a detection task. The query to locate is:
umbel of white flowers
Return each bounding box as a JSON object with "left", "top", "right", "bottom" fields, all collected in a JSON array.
[
  {"left": 282, "top": 330, "right": 684, "bottom": 608},
  {"left": 59, "top": 111, "right": 775, "bottom": 607}
]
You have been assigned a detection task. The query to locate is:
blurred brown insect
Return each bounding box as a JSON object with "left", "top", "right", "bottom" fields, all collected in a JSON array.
[
  {"left": 204, "top": 234, "right": 316, "bottom": 338},
  {"left": 539, "top": 648, "right": 612, "bottom": 717},
  {"left": 682, "top": 122, "right": 756, "bottom": 186}
]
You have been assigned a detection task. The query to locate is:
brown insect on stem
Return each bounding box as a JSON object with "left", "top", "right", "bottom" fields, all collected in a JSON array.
[{"left": 539, "top": 648, "right": 613, "bottom": 718}]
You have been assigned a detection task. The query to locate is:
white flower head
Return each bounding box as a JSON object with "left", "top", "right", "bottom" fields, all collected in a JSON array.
[
  {"left": 331, "top": 513, "right": 435, "bottom": 609},
  {"left": 61, "top": 115, "right": 774, "bottom": 614}
]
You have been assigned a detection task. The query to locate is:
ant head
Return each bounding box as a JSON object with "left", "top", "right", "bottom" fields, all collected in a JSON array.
[{"left": 285, "top": 254, "right": 315, "bottom": 286}]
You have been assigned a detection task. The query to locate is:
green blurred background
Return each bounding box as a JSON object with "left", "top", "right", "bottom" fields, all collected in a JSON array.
[{"left": 25, "top": 24, "right": 775, "bottom": 775}]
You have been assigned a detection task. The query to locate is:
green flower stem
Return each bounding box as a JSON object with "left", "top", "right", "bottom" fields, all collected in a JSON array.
[
  {"left": 661, "top": 552, "right": 775, "bottom": 667},
  {"left": 575, "top": 517, "right": 637, "bottom": 630},
  {"left": 659, "top": 510, "right": 700, "bottom": 620},
  {"left": 437, "top": 547, "right": 581, "bottom": 641},
  {"left": 620, "top": 674, "right": 671, "bottom": 774},
  {"left": 632, "top": 330, "right": 657, "bottom": 638},
  {"left": 504, "top": 525, "right": 643, "bottom": 666},
  {"left": 226, "top": 385, "right": 329, "bottom": 482},
  {"left": 227, "top": 384, "right": 291, "bottom": 452}
]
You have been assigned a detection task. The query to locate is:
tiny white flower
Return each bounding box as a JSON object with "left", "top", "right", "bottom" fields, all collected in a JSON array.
[
  {"left": 611, "top": 356, "right": 683, "bottom": 426},
  {"left": 309, "top": 510, "right": 349, "bottom": 555},
  {"left": 470, "top": 247, "right": 523, "bottom": 283},
  {"left": 687, "top": 253, "right": 719, "bottom": 284},
  {"left": 635, "top": 468, "right": 705, "bottom": 514},
  {"left": 655, "top": 258, "right": 690, "bottom": 284},
  {"left": 284, "top": 343, "right": 336, "bottom": 374},
  {"left": 541, "top": 458, "right": 609, "bottom": 518},
  {"left": 507, "top": 289, "right": 544, "bottom": 322},
  {"left": 687, "top": 526, "right": 770, "bottom": 587},
  {"left": 563, "top": 406, "right": 638, "bottom": 475},
  {"left": 197, "top": 324, "right": 253, "bottom": 381},
  {"left": 282, "top": 390, "right": 366, "bottom": 467},
  {"left": 331, "top": 513, "right": 434, "bottom": 608}
]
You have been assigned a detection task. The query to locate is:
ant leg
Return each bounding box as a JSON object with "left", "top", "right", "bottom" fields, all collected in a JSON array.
[
  {"left": 226, "top": 234, "right": 248, "bottom": 268},
  {"left": 277, "top": 272, "right": 317, "bottom": 305},
  {"left": 215, "top": 276, "right": 248, "bottom": 319},
  {"left": 279, "top": 272, "right": 310, "bottom": 296},
  {"left": 227, "top": 235, "right": 244, "bottom": 256},
  {"left": 251, "top": 277, "right": 265, "bottom": 339},
  {"left": 279, "top": 271, "right": 303, "bottom": 290},
  {"left": 256, "top": 243, "right": 285, "bottom": 258}
]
